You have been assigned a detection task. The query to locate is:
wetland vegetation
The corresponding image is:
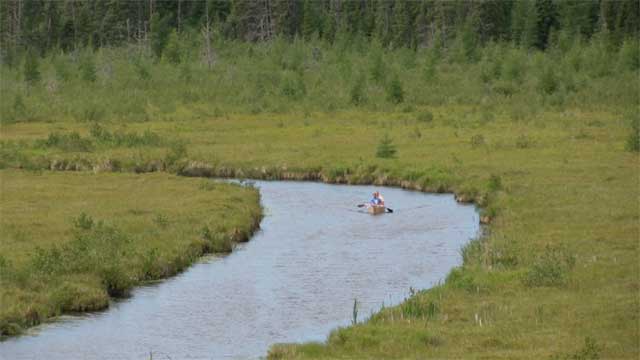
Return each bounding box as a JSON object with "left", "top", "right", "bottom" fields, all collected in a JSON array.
[{"left": 0, "top": 0, "right": 638, "bottom": 358}]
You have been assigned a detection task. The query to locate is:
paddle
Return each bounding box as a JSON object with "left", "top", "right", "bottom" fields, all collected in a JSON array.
[{"left": 357, "top": 204, "right": 394, "bottom": 213}]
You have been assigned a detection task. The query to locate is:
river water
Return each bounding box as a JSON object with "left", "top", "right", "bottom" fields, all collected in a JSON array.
[{"left": 0, "top": 181, "right": 478, "bottom": 360}]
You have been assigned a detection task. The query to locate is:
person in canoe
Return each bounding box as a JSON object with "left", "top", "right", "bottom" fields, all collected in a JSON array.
[
  {"left": 359, "top": 192, "right": 392, "bottom": 213},
  {"left": 370, "top": 191, "right": 381, "bottom": 206},
  {"left": 370, "top": 191, "right": 385, "bottom": 206}
]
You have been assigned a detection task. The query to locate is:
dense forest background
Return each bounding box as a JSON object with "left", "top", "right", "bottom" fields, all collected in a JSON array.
[{"left": 1, "top": 0, "right": 638, "bottom": 59}]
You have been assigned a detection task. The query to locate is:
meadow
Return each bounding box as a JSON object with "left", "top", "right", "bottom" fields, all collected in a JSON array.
[
  {"left": 0, "top": 170, "right": 262, "bottom": 336},
  {"left": 0, "top": 35, "right": 638, "bottom": 358}
]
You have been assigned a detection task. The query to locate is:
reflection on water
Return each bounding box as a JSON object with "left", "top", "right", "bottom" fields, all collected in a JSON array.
[{"left": 0, "top": 181, "right": 478, "bottom": 360}]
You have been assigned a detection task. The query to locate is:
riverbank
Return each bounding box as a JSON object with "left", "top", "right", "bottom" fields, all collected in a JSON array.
[
  {"left": 0, "top": 170, "right": 262, "bottom": 337},
  {"left": 1, "top": 107, "right": 637, "bottom": 357}
]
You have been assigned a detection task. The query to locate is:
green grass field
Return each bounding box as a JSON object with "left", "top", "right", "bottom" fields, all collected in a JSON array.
[
  {"left": 0, "top": 104, "right": 637, "bottom": 357},
  {"left": 0, "top": 170, "right": 262, "bottom": 336}
]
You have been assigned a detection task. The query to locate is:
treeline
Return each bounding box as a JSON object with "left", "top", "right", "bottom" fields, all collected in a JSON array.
[{"left": 1, "top": 0, "right": 638, "bottom": 61}]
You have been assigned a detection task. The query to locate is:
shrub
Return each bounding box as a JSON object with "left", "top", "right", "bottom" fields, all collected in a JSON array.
[
  {"left": 370, "top": 49, "right": 386, "bottom": 84},
  {"left": 99, "top": 265, "right": 132, "bottom": 297},
  {"left": 164, "top": 142, "right": 188, "bottom": 167},
  {"left": 538, "top": 65, "right": 558, "bottom": 95},
  {"left": 140, "top": 248, "right": 160, "bottom": 279},
  {"left": 23, "top": 50, "right": 41, "bottom": 84},
  {"left": 89, "top": 124, "right": 164, "bottom": 147},
  {"left": 552, "top": 336, "right": 603, "bottom": 360},
  {"left": 54, "top": 57, "right": 72, "bottom": 82},
  {"left": 488, "top": 174, "right": 502, "bottom": 192},
  {"left": 281, "top": 72, "right": 306, "bottom": 100},
  {"left": 73, "top": 212, "right": 94, "bottom": 230},
  {"left": 386, "top": 76, "right": 404, "bottom": 104},
  {"left": 79, "top": 54, "right": 97, "bottom": 83},
  {"left": 350, "top": 73, "right": 367, "bottom": 106},
  {"left": 402, "top": 295, "right": 439, "bottom": 320},
  {"left": 163, "top": 30, "right": 182, "bottom": 65},
  {"left": 153, "top": 213, "right": 169, "bottom": 228},
  {"left": 38, "top": 132, "right": 94, "bottom": 152},
  {"left": 523, "top": 244, "right": 575, "bottom": 287},
  {"left": 470, "top": 134, "right": 485, "bottom": 148},
  {"left": 417, "top": 110, "right": 434, "bottom": 123},
  {"left": 625, "top": 114, "right": 640, "bottom": 152},
  {"left": 376, "top": 134, "right": 397, "bottom": 159},
  {"left": 515, "top": 134, "right": 533, "bottom": 149},
  {"left": 445, "top": 267, "right": 476, "bottom": 292},
  {"left": 134, "top": 59, "right": 151, "bottom": 81},
  {"left": 618, "top": 39, "right": 640, "bottom": 72},
  {"left": 12, "top": 94, "right": 27, "bottom": 120}
]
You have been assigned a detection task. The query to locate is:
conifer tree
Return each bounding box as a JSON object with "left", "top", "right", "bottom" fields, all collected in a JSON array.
[{"left": 23, "top": 50, "right": 41, "bottom": 85}]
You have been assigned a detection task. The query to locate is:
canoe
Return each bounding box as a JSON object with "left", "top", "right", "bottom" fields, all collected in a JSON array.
[{"left": 368, "top": 205, "right": 386, "bottom": 215}]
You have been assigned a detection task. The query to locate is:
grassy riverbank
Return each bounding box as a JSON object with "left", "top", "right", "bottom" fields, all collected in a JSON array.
[
  {"left": 0, "top": 170, "right": 262, "bottom": 336},
  {"left": 0, "top": 105, "right": 638, "bottom": 357}
]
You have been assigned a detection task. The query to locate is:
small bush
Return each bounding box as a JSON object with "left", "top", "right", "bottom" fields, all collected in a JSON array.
[
  {"left": 73, "top": 212, "right": 94, "bottom": 230},
  {"left": 79, "top": 55, "right": 97, "bottom": 83},
  {"left": 552, "top": 336, "right": 603, "bottom": 360},
  {"left": 538, "top": 65, "right": 558, "bottom": 95},
  {"left": 445, "top": 267, "right": 476, "bottom": 292},
  {"left": 281, "top": 72, "right": 306, "bottom": 100},
  {"left": 153, "top": 213, "right": 169, "bottom": 228},
  {"left": 140, "top": 248, "right": 160, "bottom": 279},
  {"left": 402, "top": 295, "right": 439, "bottom": 320},
  {"left": 625, "top": 114, "right": 640, "bottom": 152},
  {"left": 350, "top": 73, "right": 367, "bottom": 106},
  {"left": 89, "top": 124, "right": 164, "bottom": 147},
  {"left": 54, "top": 57, "right": 72, "bottom": 82},
  {"left": 12, "top": 94, "right": 27, "bottom": 121},
  {"left": 164, "top": 142, "right": 188, "bottom": 167},
  {"left": 523, "top": 244, "right": 575, "bottom": 287},
  {"left": 386, "top": 76, "right": 404, "bottom": 104},
  {"left": 370, "top": 50, "right": 386, "bottom": 84},
  {"left": 488, "top": 174, "right": 502, "bottom": 192},
  {"left": 417, "top": 110, "right": 434, "bottom": 123},
  {"left": 99, "top": 265, "right": 132, "bottom": 297},
  {"left": 23, "top": 50, "right": 41, "bottom": 84},
  {"left": 470, "top": 134, "right": 485, "bottom": 148},
  {"left": 134, "top": 59, "right": 151, "bottom": 81},
  {"left": 515, "top": 134, "right": 533, "bottom": 149},
  {"left": 38, "top": 132, "right": 94, "bottom": 152},
  {"left": 376, "top": 134, "right": 397, "bottom": 159},
  {"left": 618, "top": 39, "right": 640, "bottom": 72}
]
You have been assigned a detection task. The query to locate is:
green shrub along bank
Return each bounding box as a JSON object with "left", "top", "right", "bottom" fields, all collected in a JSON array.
[{"left": 0, "top": 171, "right": 262, "bottom": 337}]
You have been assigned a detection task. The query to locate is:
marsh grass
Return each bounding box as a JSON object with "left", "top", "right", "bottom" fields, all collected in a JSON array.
[
  {"left": 0, "top": 36, "right": 638, "bottom": 359},
  {"left": 0, "top": 171, "right": 261, "bottom": 336}
]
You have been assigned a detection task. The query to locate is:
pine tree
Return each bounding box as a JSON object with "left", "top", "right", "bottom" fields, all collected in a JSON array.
[
  {"left": 150, "top": 13, "right": 172, "bottom": 59},
  {"left": 301, "top": 0, "right": 319, "bottom": 40},
  {"left": 386, "top": 74, "right": 404, "bottom": 104},
  {"left": 163, "top": 30, "right": 182, "bottom": 65},
  {"left": 376, "top": 134, "right": 397, "bottom": 158},
  {"left": 23, "top": 50, "right": 41, "bottom": 85},
  {"left": 350, "top": 72, "right": 367, "bottom": 106},
  {"left": 79, "top": 52, "right": 97, "bottom": 83},
  {"left": 391, "top": 0, "right": 412, "bottom": 48},
  {"left": 534, "top": 0, "right": 557, "bottom": 50}
]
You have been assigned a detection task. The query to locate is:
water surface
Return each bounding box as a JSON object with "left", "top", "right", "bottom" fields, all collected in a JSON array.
[{"left": 0, "top": 181, "right": 478, "bottom": 359}]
